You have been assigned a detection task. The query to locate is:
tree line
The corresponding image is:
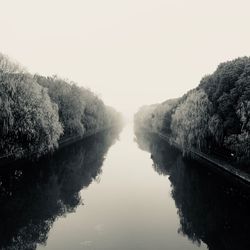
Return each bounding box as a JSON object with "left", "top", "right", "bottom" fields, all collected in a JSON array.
[
  {"left": 0, "top": 53, "right": 122, "bottom": 159},
  {"left": 134, "top": 57, "right": 250, "bottom": 165}
]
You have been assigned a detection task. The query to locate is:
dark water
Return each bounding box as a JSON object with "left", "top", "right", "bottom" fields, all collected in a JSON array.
[{"left": 0, "top": 125, "right": 250, "bottom": 250}]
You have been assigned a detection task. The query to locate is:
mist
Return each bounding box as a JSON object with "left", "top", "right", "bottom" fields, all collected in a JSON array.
[{"left": 1, "top": 0, "right": 250, "bottom": 118}]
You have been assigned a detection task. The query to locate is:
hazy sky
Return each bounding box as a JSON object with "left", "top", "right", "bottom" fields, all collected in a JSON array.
[{"left": 1, "top": 0, "right": 250, "bottom": 116}]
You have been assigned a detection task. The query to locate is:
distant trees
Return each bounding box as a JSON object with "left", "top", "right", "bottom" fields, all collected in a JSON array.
[
  {"left": 0, "top": 53, "right": 122, "bottom": 159},
  {"left": 35, "top": 75, "right": 122, "bottom": 139},
  {"left": 134, "top": 57, "right": 250, "bottom": 164},
  {"left": 35, "top": 75, "right": 87, "bottom": 137},
  {"left": 134, "top": 104, "right": 157, "bottom": 132},
  {"left": 134, "top": 99, "right": 179, "bottom": 134}
]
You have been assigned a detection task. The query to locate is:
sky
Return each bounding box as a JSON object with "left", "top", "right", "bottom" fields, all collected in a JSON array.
[{"left": 1, "top": 0, "right": 250, "bottom": 118}]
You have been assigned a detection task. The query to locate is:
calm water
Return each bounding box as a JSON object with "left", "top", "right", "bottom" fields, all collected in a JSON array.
[{"left": 1, "top": 124, "right": 250, "bottom": 250}]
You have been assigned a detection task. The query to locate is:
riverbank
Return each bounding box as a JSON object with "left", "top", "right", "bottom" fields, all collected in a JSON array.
[
  {"left": 0, "top": 126, "right": 116, "bottom": 168},
  {"left": 143, "top": 129, "right": 250, "bottom": 185}
]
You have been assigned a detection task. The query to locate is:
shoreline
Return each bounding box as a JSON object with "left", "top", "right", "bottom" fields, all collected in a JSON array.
[
  {"left": 0, "top": 126, "right": 113, "bottom": 168},
  {"left": 145, "top": 129, "right": 250, "bottom": 185}
]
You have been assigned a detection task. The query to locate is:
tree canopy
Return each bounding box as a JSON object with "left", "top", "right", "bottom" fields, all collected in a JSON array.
[
  {"left": 0, "top": 71, "right": 62, "bottom": 158},
  {"left": 134, "top": 57, "right": 250, "bottom": 164},
  {"left": 0, "top": 53, "right": 122, "bottom": 159}
]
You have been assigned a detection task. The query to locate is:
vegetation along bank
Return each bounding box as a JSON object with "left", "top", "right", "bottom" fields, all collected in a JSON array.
[
  {"left": 0, "top": 53, "right": 122, "bottom": 160},
  {"left": 134, "top": 57, "right": 250, "bottom": 175}
]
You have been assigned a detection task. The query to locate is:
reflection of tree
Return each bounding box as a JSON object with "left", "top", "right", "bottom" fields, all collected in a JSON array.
[
  {"left": 0, "top": 126, "right": 122, "bottom": 250},
  {"left": 135, "top": 130, "right": 250, "bottom": 250},
  {"left": 135, "top": 130, "right": 179, "bottom": 176}
]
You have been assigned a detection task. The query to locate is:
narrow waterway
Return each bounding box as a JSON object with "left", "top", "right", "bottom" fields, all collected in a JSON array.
[
  {"left": 38, "top": 124, "right": 207, "bottom": 250},
  {"left": 1, "top": 124, "right": 250, "bottom": 250}
]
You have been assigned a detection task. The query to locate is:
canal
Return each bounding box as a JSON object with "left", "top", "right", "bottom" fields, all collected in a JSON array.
[{"left": 0, "top": 124, "right": 250, "bottom": 250}]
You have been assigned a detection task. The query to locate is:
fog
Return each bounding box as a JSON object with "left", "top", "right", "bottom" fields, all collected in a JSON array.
[{"left": 1, "top": 0, "right": 250, "bottom": 118}]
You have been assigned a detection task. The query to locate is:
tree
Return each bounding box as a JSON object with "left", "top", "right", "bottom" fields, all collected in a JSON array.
[
  {"left": 35, "top": 75, "right": 86, "bottom": 137},
  {"left": 199, "top": 57, "right": 250, "bottom": 159},
  {"left": 171, "top": 89, "right": 212, "bottom": 154},
  {"left": 0, "top": 73, "right": 63, "bottom": 158},
  {"left": 35, "top": 75, "right": 121, "bottom": 138},
  {"left": 0, "top": 52, "right": 122, "bottom": 161},
  {"left": 135, "top": 56, "right": 250, "bottom": 164},
  {"left": 0, "top": 53, "right": 25, "bottom": 73}
]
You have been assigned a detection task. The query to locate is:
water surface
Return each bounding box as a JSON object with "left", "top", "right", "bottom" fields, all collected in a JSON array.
[{"left": 1, "top": 124, "right": 250, "bottom": 250}]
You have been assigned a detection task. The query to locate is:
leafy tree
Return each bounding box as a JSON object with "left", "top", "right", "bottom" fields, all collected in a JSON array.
[
  {"left": 208, "top": 114, "right": 224, "bottom": 146},
  {"left": 135, "top": 56, "right": 250, "bottom": 164},
  {"left": 0, "top": 52, "right": 25, "bottom": 73},
  {"left": 199, "top": 57, "right": 250, "bottom": 161},
  {"left": 0, "top": 73, "right": 63, "bottom": 158},
  {"left": 35, "top": 75, "right": 121, "bottom": 138},
  {"left": 35, "top": 75, "right": 86, "bottom": 137},
  {"left": 154, "top": 98, "right": 179, "bottom": 134},
  {"left": 171, "top": 89, "right": 212, "bottom": 153},
  {"left": 0, "top": 53, "right": 122, "bottom": 160}
]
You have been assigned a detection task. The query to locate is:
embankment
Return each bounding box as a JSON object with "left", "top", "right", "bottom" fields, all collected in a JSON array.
[
  {"left": 146, "top": 129, "right": 250, "bottom": 185},
  {"left": 0, "top": 126, "right": 118, "bottom": 168}
]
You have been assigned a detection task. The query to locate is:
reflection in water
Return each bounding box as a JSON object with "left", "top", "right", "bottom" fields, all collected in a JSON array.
[
  {"left": 0, "top": 127, "right": 121, "bottom": 250},
  {"left": 135, "top": 130, "right": 250, "bottom": 250}
]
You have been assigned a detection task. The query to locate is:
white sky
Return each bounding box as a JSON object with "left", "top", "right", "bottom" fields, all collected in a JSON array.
[{"left": 1, "top": 0, "right": 250, "bottom": 118}]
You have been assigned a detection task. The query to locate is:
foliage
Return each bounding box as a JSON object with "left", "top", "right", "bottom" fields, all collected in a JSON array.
[
  {"left": 0, "top": 53, "right": 122, "bottom": 160},
  {"left": 171, "top": 89, "right": 212, "bottom": 154},
  {"left": 199, "top": 57, "right": 250, "bottom": 161},
  {"left": 134, "top": 104, "right": 157, "bottom": 132},
  {"left": 0, "top": 52, "right": 25, "bottom": 73},
  {"left": 134, "top": 57, "right": 250, "bottom": 163},
  {"left": 35, "top": 75, "right": 86, "bottom": 137},
  {"left": 35, "top": 75, "right": 122, "bottom": 138},
  {"left": 0, "top": 72, "right": 63, "bottom": 158}
]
